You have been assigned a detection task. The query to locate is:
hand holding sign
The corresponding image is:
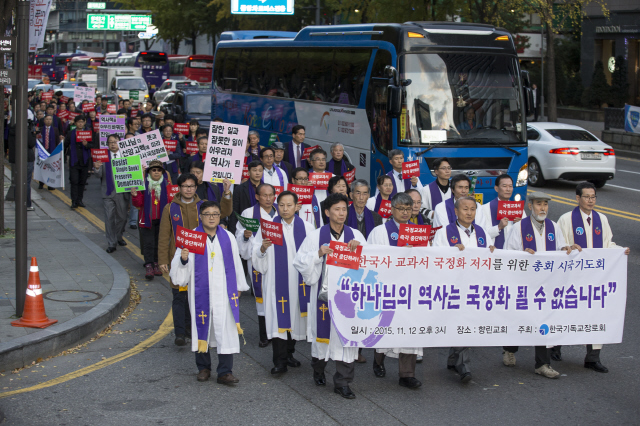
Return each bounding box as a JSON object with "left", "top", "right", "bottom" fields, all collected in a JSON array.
[
  {"left": 398, "top": 224, "right": 431, "bottom": 247},
  {"left": 327, "top": 241, "right": 363, "bottom": 270},
  {"left": 497, "top": 201, "right": 525, "bottom": 221},
  {"left": 260, "top": 219, "right": 283, "bottom": 246},
  {"left": 175, "top": 226, "right": 207, "bottom": 255},
  {"left": 402, "top": 160, "right": 420, "bottom": 179}
]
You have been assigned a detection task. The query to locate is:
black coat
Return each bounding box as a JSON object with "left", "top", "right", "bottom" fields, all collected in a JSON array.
[
  {"left": 229, "top": 180, "right": 258, "bottom": 234},
  {"left": 284, "top": 141, "right": 310, "bottom": 170},
  {"left": 274, "top": 160, "right": 294, "bottom": 180}
]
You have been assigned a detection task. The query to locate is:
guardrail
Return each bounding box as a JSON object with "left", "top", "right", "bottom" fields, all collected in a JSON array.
[{"left": 604, "top": 107, "right": 625, "bottom": 130}]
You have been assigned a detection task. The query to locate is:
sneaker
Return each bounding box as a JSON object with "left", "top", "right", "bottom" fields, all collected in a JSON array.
[
  {"left": 153, "top": 262, "right": 162, "bottom": 276},
  {"left": 145, "top": 264, "right": 155, "bottom": 280},
  {"left": 503, "top": 351, "right": 516, "bottom": 367},
  {"left": 26, "top": 206, "right": 35, "bottom": 211},
  {"left": 535, "top": 364, "right": 560, "bottom": 379}
]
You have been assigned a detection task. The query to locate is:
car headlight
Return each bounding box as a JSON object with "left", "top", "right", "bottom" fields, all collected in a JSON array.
[
  {"left": 514, "top": 193, "right": 521, "bottom": 201},
  {"left": 516, "top": 163, "right": 528, "bottom": 187}
]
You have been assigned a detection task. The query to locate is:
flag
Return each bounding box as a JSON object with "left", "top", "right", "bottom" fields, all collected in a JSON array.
[{"left": 34, "top": 141, "right": 65, "bottom": 189}]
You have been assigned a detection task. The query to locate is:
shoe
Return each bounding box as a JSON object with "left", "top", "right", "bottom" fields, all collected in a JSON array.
[
  {"left": 217, "top": 373, "right": 239, "bottom": 385},
  {"left": 447, "top": 365, "right": 456, "bottom": 370},
  {"left": 70, "top": 203, "right": 78, "bottom": 209},
  {"left": 416, "top": 355, "right": 423, "bottom": 363},
  {"left": 460, "top": 372, "right": 472, "bottom": 383},
  {"left": 145, "top": 264, "right": 155, "bottom": 280},
  {"left": 271, "top": 366, "right": 288, "bottom": 375},
  {"left": 334, "top": 386, "right": 356, "bottom": 399},
  {"left": 129, "top": 224, "right": 137, "bottom": 230},
  {"left": 258, "top": 339, "right": 270, "bottom": 348},
  {"left": 47, "top": 187, "right": 55, "bottom": 191},
  {"left": 535, "top": 364, "right": 560, "bottom": 379},
  {"left": 77, "top": 201, "right": 86, "bottom": 208},
  {"left": 117, "top": 239, "right": 127, "bottom": 246},
  {"left": 287, "top": 356, "right": 301, "bottom": 368},
  {"left": 373, "top": 362, "right": 386, "bottom": 378},
  {"left": 106, "top": 247, "right": 116, "bottom": 253},
  {"left": 313, "top": 373, "right": 326, "bottom": 386},
  {"left": 153, "top": 262, "right": 162, "bottom": 276},
  {"left": 584, "top": 361, "right": 608, "bottom": 373},
  {"left": 503, "top": 351, "right": 516, "bottom": 367},
  {"left": 27, "top": 206, "right": 35, "bottom": 211},
  {"left": 38, "top": 183, "right": 44, "bottom": 189},
  {"left": 174, "top": 335, "right": 186, "bottom": 346},
  {"left": 550, "top": 350, "right": 562, "bottom": 362},
  {"left": 399, "top": 377, "right": 422, "bottom": 389},
  {"left": 356, "top": 353, "right": 366, "bottom": 363},
  {"left": 196, "top": 369, "right": 210, "bottom": 382}
]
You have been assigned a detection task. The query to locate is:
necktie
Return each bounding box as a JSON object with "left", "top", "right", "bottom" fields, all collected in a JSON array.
[
  {"left": 465, "top": 229, "right": 471, "bottom": 237},
  {"left": 268, "top": 169, "right": 273, "bottom": 176},
  {"left": 587, "top": 217, "right": 591, "bottom": 226},
  {"left": 297, "top": 144, "right": 301, "bottom": 168},
  {"left": 45, "top": 127, "right": 49, "bottom": 150}
]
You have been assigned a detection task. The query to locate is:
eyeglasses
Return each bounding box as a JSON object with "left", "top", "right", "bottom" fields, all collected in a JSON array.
[
  {"left": 180, "top": 185, "right": 196, "bottom": 189},
  {"left": 393, "top": 207, "right": 413, "bottom": 213},
  {"left": 437, "top": 166, "right": 452, "bottom": 171},
  {"left": 201, "top": 213, "right": 220, "bottom": 218},
  {"left": 294, "top": 177, "right": 309, "bottom": 182},
  {"left": 581, "top": 195, "right": 597, "bottom": 201}
]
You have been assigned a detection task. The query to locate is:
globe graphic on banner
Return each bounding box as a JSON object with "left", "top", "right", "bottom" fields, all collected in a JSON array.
[{"left": 329, "top": 268, "right": 395, "bottom": 347}]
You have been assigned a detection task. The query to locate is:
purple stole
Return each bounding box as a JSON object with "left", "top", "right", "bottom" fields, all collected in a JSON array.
[
  {"left": 311, "top": 194, "right": 321, "bottom": 229},
  {"left": 169, "top": 200, "right": 204, "bottom": 240},
  {"left": 428, "top": 180, "right": 446, "bottom": 207},
  {"left": 105, "top": 151, "right": 116, "bottom": 196},
  {"left": 273, "top": 215, "right": 309, "bottom": 330},
  {"left": 69, "top": 129, "right": 91, "bottom": 167},
  {"left": 384, "top": 220, "right": 400, "bottom": 246},
  {"left": 387, "top": 170, "right": 411, "bottom": 197},
  {"left": 445, "top": 223, "right": 487, "bottom": 247},
  {"left": 261, "top": 166, "right": 285, "bottom": 187},
  {"left": 444, "top": 198, "right": 476, "bottom": 225},
  {"left": 373, "top": 193, "right": 385, "bottom": 212},
  {"left": 204, "top": 183, "right": 218, "bottom": 202},
  {"left": 248, "top": 182, "right": 258, "bottom": 207},
  {"left": 347, "top": 204, "right": 375, "bottom": 239},
  {"left": 142, "top": 173, "right": 169, "bottom": 227},
  {"left": 571, "top": 207, "right": 603, "bottom": 248},
  {"left": 192, "top": 225, "right": 242, "bottom": 352},
  {"left": 520, "top": 217, "right": 556, "bottom": 251},
  {"left": 251, "top": 204, "right": 265, "bottom": 303},
  {"left": 489, "top": 198, "right": 505, "bottom": 249},
  {"left": 317, "top": 224, "right": 354, "bottom": 343},
  {"left": 327, "top": 159, "right": 347, "bottom": 176}
]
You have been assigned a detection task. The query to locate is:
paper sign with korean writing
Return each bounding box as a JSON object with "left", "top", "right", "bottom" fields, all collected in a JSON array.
[
  {"left": 130, "top": 109, "right": 138, "bottom": 118},
  {"left": 41, "top": 92, "right": 52, "bottom": 101},
  {"left": 91, "top": 149, "right": 110, "bottom": 163},
  {"left": 260, "top": 218, "right": 283, "bottom": 246},
  {"left": 57, "top": 110, "right": 69, "bottom": 119},
  {"left": 235, "top": 212, "right": 259, "bottom": 233},
  {"left": 163, "top": 139, "right": 177, "bottom": 152},
  {"left": 76, "top": 130, "right": 92, "bottom": 142},
  {"left": 273, "top": 186, "right": 284, "bottom": 197},
  {"left": 111, "top": 155, "right": 145, "bottom": 193},
  {"left": 175, "top": 226, "right": 207, "bottom": 255},
  {"left": 344, "top": 167, "right": 356, "bottom": 184},
  {"left": 92, "top": 121, "right": 100, "bottom": 132},
  {"left": 174, "top": 123, "right": 189, "bottom": 135},
  {"left": 327, "top": 241, "right": 363, "bottom": 270},
  {"left": 378, "top": 199, "right": 392, "bottom": 218},
  {"left": 107, "top": 104, "right": 117, "bottom": 114},
  {"left": 288, "top": 184, "right": 313, "bottom": 204},
  {"left": 68, "top": 111, "right": 80, "bottom": 121},
  {"left": 328, "top": 246, "right": 628, "bottom": 348},
  {"left": 402, "top": 160, "right": 420, "bottom": 179},
  {"left": 242, "top": 164, "right": 249, "bottom": 180},
  {"left": 309, "top": 172, "right": 331, "bottom": 190},
  {"left": 74, "top": 86, "right": 95, "bottom": 104},
  {"left": 82, "top": 103, "right": 95, "bottom": 113},
  {"left": 202, "top": 122, "right": 248, "bottom": 184},
  {"left": 186, "top": 141, "right": 199, "bottom": 155},
  {"left": 99, "top": 115, "right": 126, "bottom": 148},
  {"left": 429, "top": 226, "right": 442, "bottom": 242},
  {"left": 167, "top": 184, "right": 179, "bottom": 200},
  {"left": 497, "top": 201, "right": 525, "bottom": 221},
  {"left": 302, "top": 145, "right": 321, "bottom": 161},
  {"left": 398, "top": 224, "right": 431, "bottom": 247},
  {"left": 60, "top": 96, "right": 69, "bottom": 104},
  {"left": 117, "top": 130, "right": 169, "bottom": 168}
]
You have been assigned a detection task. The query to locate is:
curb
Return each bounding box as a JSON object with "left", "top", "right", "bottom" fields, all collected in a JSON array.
[{"left": 0, "top": 196, "right": 131, "bottom": 371}]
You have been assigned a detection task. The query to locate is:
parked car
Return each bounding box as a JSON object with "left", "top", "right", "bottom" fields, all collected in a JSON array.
[
  {"left": 526, "top": 122, "right": 616, "bottom": 188},
  {"left": 157, "top": 88, "right": 211, "bottom": 128},
  {"left": 152, "top": 80, "right": 199, "bottom": 104}
]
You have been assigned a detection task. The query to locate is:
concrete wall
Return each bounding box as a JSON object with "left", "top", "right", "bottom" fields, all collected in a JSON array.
[{"left": 602, "top": 130, "right": 640, "bottom": 156}]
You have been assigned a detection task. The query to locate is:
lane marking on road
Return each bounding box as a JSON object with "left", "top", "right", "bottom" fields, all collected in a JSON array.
[
  {"left": 618, "top": 157, "right": 640, "bottom": 163},
  {"left": 619, "top": 170, "right": 640, "bottom": 175},
  {"left": 0, "top": 312, "right": 173, "bottom": 399},
  {"left": 606, "top": 184, "right": 640, "bottom": 193},
  {"left": 527, "top": 190, "right": 640, "bottom": 222}
]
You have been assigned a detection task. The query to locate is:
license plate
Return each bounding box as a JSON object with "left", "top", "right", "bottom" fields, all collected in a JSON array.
[{"left": 581, "top": 153, "right": 601, "bottom": 160}]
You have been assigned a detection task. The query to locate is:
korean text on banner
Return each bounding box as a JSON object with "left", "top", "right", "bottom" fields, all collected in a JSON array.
[
  {"left": 175, "top": 226, "right": 207, "bottom": 255},
  {"left": 287, "top": 184, "right": 313, "bottom": 204},
  {"left": 260, "top": 219, "right": 283, "bottom": 246},
  {"left": 497, "top": 201, "right": 525, "bottom": 221},
  {"left": 29, "top": 0, "right": 53, "bottom": 52},
  {"left": 327, "top": 241, "right": 362, "bottom": 270},
  {"left": 309, "top": 172, "right": 331, "bottom": 190},
  {"left": 234, "top": 212, "right": 259, "bottom": 233},
  {"left": 111, "top": 155, "right": 145, "bottom": 193},
  {"left": 327, "top": 245, "right": 627, "bottom": 348},
  {"left": 302, "top": 145, "right": 321, "bottom": 161},
  {"left": 99, "top": 115, "right": 126, "bottom": 148},
  {"left": 202, "top": 122, "right": 248, "bottom": 184},
  {"left": 398, "top": 224, "right": 431, "bottom": 247},
  {"left": 344, "top": 167, "right": 356, "bottom": 184},
  {"left": 34, "top": 141, "right": 64, "bottom": 189},
  {"left": 174, "top": 123, "right": 189, "bottom": 135},
  {"left": 91, "top": 149, "right": 110, "bottom": 163},
  {"left": 402, "top": 160, "right": 420, "bottom": 179},
  {"left": 74, "top": 86, "right": 96, "bottom": 104},
  {"left": 167, "top": 185, "right": 180, "bottom": 200},
  {"left": 117, "top": 130, "right": 168, "bottom": 168}
]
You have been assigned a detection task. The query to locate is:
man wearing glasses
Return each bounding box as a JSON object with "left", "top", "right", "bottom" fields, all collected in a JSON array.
[
  {"left": 554, "top": 182, "right": 630, "bottom": 373},
  {"left": 366, "top": 193, "right": 423, "bottom": 389},
  {"left": 420, "top": 157, "right": 452, "bottom": 221}
]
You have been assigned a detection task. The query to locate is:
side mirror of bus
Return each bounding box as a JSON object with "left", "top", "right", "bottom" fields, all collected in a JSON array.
[
  {"left": 524, "top": 87, "right": 534, "bottom": 116},
  {"left": 387, "top": 85, "right": 402, "bottom": 118}
]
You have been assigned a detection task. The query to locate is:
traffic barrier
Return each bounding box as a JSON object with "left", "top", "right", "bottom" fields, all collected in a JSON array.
[{"left": 11, "top": 257, "right": 58, "bottom": 328}]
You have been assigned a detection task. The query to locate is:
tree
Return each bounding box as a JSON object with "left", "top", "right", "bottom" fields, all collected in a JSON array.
[
  {"left": 587, "top": 61, "right": 611, "bottom": 108},
  {"left": 610, "top": 55, "right": 629, "bottom": 107}
]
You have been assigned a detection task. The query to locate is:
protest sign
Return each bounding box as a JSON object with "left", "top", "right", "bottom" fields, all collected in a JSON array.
[
  {"left": 241, "top": 164, "right": 249, "bottom": 180},
  {"left": 76, "top": 130, "right": 92, "bottom": 142},
  {"left": 57, "top": 110, "right": 69, "bottom": 119},
  {"left": 91, "top": 149, "right": 110, "bottom": 163},
  {"left": 328, "top": 246, "right": 627, "bottom": 348},
  {"left": 111, "top": 155, "right": 145, "bottom": 193},
  {"left": 235, "top": 212, "right": 260, "bottom": 233},
  {"left": 302, "top": 145, "right": 320, "bottom": 161},
  {"left": 288, "top": 184, "right": 313, "bottom": 204},
  {"left": 34, "top": 141, "right": 64, "bottom": 189},
  {"left": 174, "top": 123, "right": 189, "bottom": 135},
  {"left": 327, "top": 241, "right": 362, "bottom": 270},
  {"left": 163, "top": 139, "right": 177, "bottom": 152},
  {"left": 378, "top": 199, "right": 392, "bottom": 218},
  {"left": 309, "top": 172, "right": 331, "bottom": 190},
  {"left": 273, "top": 186, "right": 284, "bottom": 197},
  {"left": 99, "top": 115, "right": 126, "bottom": 148},
  {"left": 74, "top": 86, "right": 95, "bottom": 103},
  {"left": 260, "top": 219, "right": 283, "bottom": 246},
  {"left": 344, "top": 167, "right": 356, "bottom": 184},
  {"left": 429, "top": 226, "right": 442, "bottom": 242},
  {"left": 117, "top": 130, "right": 168, "bottom": 168},
  {"left": 186, "top": 141, "right": 199, "bottom": 155},
  {"left": 175, "top": 226, "right": 207, "bottom": 255},
  {"left": 167, "top": 184, "right": 180, "bottom": 200},
  {"left": 202, "top": 122, "right": 248, "bottom": 184},
  {"left": 41, "top": 91, "right": 52, "bottom": 102},
  {"left": 82, "top": 103, "right": 95, "bottom": 113},
  {"left": 68, "top": 111, "right": 80, "bottom": 121},
  {"left": 402, "top": 160, "right": 420, "bottom": 179},
  {"left": 92, "top": 121, "right": 100, "bottom": 132},
  {"left": 497, "top": 201, "right": 525, "bottom": 221},
  {"left": 60, "top": 95, "right": 69, "bottom": 104},
  {"left": 107, "top": 104, "right": 117, "bottom": 114},
  {"left": 398, "top": 224, "right": 431, "bottom": 247}
]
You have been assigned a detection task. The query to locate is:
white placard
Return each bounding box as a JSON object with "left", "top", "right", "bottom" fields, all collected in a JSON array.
[
  {"left": 117, "top": 129, "right": 169, "bottom": 167},
  {"left": 74, "top": 86, "right": 96, "bottom": 104},
  {"left": 202, "top": 122, "right": 248, "bottom": 184}
]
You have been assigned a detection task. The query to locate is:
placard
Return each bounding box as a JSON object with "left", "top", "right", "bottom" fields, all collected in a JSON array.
[
  {"left": 68, "top": 111, "right": 80, "bottom": 121},
  {"left": 273, "top": 185, "right": 284, "bottom": 197},
  {"left": 497, "top": 201, "right": 525, "bottom": 221},
  {"left": 82, "top": 103, "right": 95, "bottom": 113},
  {"left": 93, "top": 121, "right": 100, "bottom": 132},
  {"left": 260, "top": 218, "right": 283, "bottom": 246},
  {"left": 167, "top": 184, "right": 179, "bottom": 200},
  {"left": 301, "top": 145, "right": 320, "bottom": 161},
  {"left": 235, "top": 212, "right": 260, "bottom": 233},
  {"left": 202, "top": 122, "right": 248, "bottom": 184},
  {"left": 74, "top": 86, "right": 96, "bottom": 104},
  {"left": 398, "top": 224, "right": 431, "bottom": 247},
  {"left": 429, "top": 226, "right": 442, "bottom": 242},
  {"left": 117, "top": 129, "right": 168, "bottom": 168},
  {"left": 91, "top": 149, "right": 110, "bottom": 163},
  {"left": 378, "top": 199, "right": 392, "bottom": 218},
  {"left": 287, "top": 184, "right": 313, "bottom": 204},
  {"left": 60, "top": 95, "right": 69, "bottom": 104},
  {"left": 107, "top": 104, "right": 117, "bottom": 114},
  {"left": 326, "top": 241, "right": 362, "bottom": 270},
  {"left": 186, "top": 141, "right": 199, "bottom": 155},
  {"left": 163, "top": 139, "right": 177, "bottom": 152},
  {"left": 344, "top": 167, "right": 356, "bottom": 184},
  {"left": 99, "top": 114, "right": 126, "bottom": 148},
  {"left": 57, "top": 110, "right": 69, "bottom": 119},
  {"left": 309, "top": 172, "right": 331, "bottom": 190},
  {"left": 175, "top": 225, "right": 207, "bottom": 255},
  {"left": 241, "top": 164, "right": 249, "bottom": 180},
  {"left": 174, "top": 123, "right": 189, "bottom": 135},
  {"left": 76, "top": 130, "right": 92, "bottom": 142},
  {"left": 402, "top": 160, "right": 420, "bottom": 179},
  {"left": 111, "top": 155, "right": 145, "bottom": 193},
  {"left": 41, "top": 91, "right": 53, "bottom": 102},
  {"left": 130, "top": 109, "right": 138, "bottom": 118}
]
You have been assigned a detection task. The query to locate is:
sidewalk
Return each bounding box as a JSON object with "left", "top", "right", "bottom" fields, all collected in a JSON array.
[{"left": 0, "top": 164, "right": 130, "bottom": 370}]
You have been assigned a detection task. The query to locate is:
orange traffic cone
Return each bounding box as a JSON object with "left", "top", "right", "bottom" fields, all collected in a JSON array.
[{"left": 11, "top": 257, "right": 58, "bottom": 328}]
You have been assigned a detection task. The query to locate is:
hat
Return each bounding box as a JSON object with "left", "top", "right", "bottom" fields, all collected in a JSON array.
[
  {"left": 147, "top": 160, "right": 164, "bottom": 171},
  {"left": 272, "top": 142, "right": 285, "bottom": 150},
  {"left": 527, "top": 191, "right": 551, "bottom": 202}
]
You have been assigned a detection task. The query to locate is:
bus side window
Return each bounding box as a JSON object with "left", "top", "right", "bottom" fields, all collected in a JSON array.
[{"left": 366, "top": 49, "right": 392, "bottom": 155}]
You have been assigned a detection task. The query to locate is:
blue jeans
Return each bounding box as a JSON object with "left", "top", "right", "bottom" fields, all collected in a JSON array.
[
  {"left": 27, "top": 161, "right": 34, "bottom": 207},
  {"left": 128, "top": 198, "right": 138, "bottom": 225}
]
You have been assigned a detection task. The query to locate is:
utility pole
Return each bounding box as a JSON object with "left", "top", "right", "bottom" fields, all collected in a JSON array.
[
  {"left": 540, "top": 22, "right": 545, "bottom": 120},
  {"left": 316, "top": 0, "right": 321, "bottom": 25}
]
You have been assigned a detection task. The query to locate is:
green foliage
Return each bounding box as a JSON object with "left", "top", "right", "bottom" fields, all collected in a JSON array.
[
  {"left": 610, "top": 55, "right": 629, "bottom": 107},
  {"left": 587, "top": 61, "right": 611, "bottom": 108}
]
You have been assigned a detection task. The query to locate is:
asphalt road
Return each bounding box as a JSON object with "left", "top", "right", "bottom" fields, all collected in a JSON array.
[{"left": 0, "top": 157, "right": 638, "bottom": 425}]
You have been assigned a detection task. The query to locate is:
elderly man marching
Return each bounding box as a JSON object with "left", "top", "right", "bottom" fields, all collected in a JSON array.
[
  {"left": 554, "top": 182, "right": 631, "bottom": 373},
  {"left": 367, "top": 193, "right": 423, "bottom": 389},
  {"left": 502, "top": 192, "right": 581, "bottom": 379}
]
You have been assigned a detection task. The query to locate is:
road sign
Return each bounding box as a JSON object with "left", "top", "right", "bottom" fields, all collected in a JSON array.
[
  {"left": 0, "top": 37, "right": 16, "bottom": 53},
  {"left": 231, "top": 0, "right": 295, "bottom": 15},
  {"left": 86, "top": 2, "right": 106, "bottom": 9},
  {"left": 0, "top": 69, "right": 16, "bottom": 85},
  {"left": 86, "top": 14, "right": 152, "bottom": 31}
]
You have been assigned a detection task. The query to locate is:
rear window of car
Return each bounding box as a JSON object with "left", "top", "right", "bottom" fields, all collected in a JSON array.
[{"left": 546, "top": 129, "right": 598, "bottom": 141}]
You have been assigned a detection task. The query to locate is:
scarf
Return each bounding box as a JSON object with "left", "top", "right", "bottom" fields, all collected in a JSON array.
[
  {"left": 521, "top": 216, "right": 556, "bottom": 251},
  {"left": 311, "top": 194, "right": 321, "bottom": 229},
  {"left": 489, "top": 198, "right": 505, "bottom": 249},
  {"left": 148, "top": 175, "right": 164, "bottom": 200},
  {"left": 261, "top": 165, "right": 285, "bottom": 187},
  {"left": 170, "top": 200, "right": 204, "bottom": 240},
  {"left": 250, "top": 204, "right": 276, "bottom": 304},
  {"left": 347, "top": 204, "right": 375, "bottom": 239},
  {"left": 428, "top": 180, "right": 446, "bottom": 207},
  {"left": 571, "top": 207, "right": 603, "bottom": 248},
  {"left": 384, "top": 220, "right": 400, "bottom": 246},
  {"left": 445, "top": 223, "right": 487, "bottom": 247},
  {"left": 143, "top": 172, "right": 169, "bottom": 227}
]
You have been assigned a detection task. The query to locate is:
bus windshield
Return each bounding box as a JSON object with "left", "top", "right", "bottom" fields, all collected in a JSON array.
[{"left": 400, "top": 53, "right": 523, "bottom": 146}]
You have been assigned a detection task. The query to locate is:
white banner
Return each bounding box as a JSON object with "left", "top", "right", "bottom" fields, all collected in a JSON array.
[
  {"left": 117, "top": 130, "right": 168, "bottom": 168},
  {"left": 34, "top": 141, "right": 64, "bottom": 188},
  {"left": 73, "top": 86, "right": 96, "bottom": 104},
  {"left": 29, "top": 0, "right": 53, "bottom": 53},
  {"left": 327, "top": 246, "right": 627, "bottom": 348}
]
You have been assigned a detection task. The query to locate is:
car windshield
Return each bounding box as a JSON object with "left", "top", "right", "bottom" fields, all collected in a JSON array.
[
  {"left": 399, "top": 53, "right": 524, "bottom": 146},
  {"left": 116, "top": 78, "right": 147, "bottom": 90},
  {"left": 546, "top": 129, "right": 598, "bottom": 141},
  {"left": 185, "top": 94, "right": 211, "bottom": 115}
]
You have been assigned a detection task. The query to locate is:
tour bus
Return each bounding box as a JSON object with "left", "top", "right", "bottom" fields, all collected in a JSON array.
[
  {"left": 69, "top": 56, "right": 104, "bottom": 79},
  {"left": 212, "top": 23, "right": 532, "bottom": 201},
  {"left": 168, "top": 55, "right": 214, "bottom": 82},
  {"left": 102, "top": 51, "right": 169, "bottom": 95}
]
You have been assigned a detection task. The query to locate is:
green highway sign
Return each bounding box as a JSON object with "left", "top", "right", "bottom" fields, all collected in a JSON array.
[
  {"left": 86, "top": 14, "right": 152, "bottom": 31},
  {"left": 86, "top": 2, "right": 106, "bottom": 9}
]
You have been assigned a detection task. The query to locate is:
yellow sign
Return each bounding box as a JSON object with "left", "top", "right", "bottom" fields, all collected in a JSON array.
[
  {"left": 473, "top": 193, "right": 484, "bottom": 204},
  {"left": 400, "top": 108, "right": 407, "bottom": 140}
]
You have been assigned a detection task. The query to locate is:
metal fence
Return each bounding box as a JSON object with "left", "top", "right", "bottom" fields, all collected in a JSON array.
[{"left": 604, "top": 108, "right": 625, "bottom": 130}]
